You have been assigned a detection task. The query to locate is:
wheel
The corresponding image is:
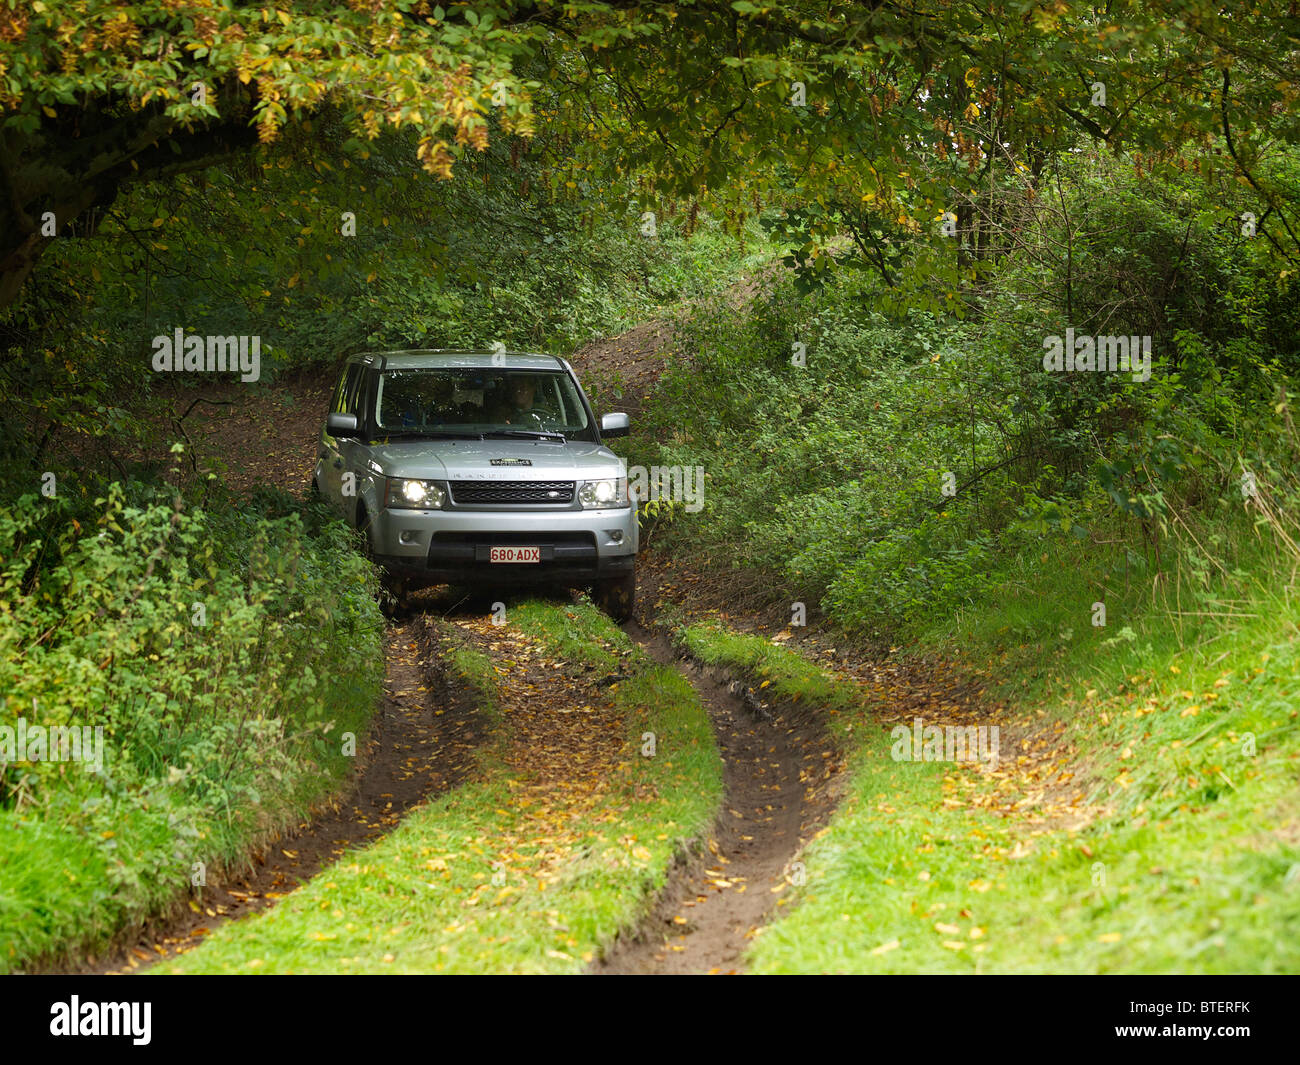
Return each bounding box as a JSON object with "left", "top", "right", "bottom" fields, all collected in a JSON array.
[
  {"left": 592, "top": 568, "right": 636, "bottom": 622},
  {"left": 356, "top": 504, "right": 407, "bottom": 612},
  {"left": 355, "top": 501, "right": 378, "bottom": 555},
  {"left": 381, "top": 571, "right": 411, "bottom": 612}
]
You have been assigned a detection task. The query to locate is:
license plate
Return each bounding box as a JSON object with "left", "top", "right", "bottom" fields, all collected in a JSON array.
[{"left": 490, "top": 546, "right": 540, "bottom": 563}]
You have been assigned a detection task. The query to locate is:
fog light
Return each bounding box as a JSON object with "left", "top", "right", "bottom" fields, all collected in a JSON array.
[
  {"left": 607, "top": 530, "right": 624, "bottom": 543},
  {"left": 400, "top": 530, "right": 417, "bottom": 545}
]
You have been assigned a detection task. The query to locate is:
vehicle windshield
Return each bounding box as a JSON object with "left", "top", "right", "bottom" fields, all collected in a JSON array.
[{"left": 373, "top": 368, "right": 595, "bottom": 441}]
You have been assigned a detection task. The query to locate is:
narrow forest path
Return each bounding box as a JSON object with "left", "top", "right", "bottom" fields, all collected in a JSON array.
[
  {"left": 90, "top": 300, "right": 1052, "bottom": 975},
  {"left": 128, "top": 307, "right": 852, "bottom": 974}
]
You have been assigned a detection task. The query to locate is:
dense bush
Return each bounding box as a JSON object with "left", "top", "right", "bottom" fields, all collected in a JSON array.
[
  {"left": 0, "top": 482, "right": 383, "bottom": 969},
  {"left": 632, "top": 152, "right": 1300, "bottom": 633}
]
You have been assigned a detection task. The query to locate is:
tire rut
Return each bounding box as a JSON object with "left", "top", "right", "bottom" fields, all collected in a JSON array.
[
  {"left": 593, "top": 621, "right": 845, "bottom": 975},
  {"left": 66, "top": 614, "right": 486, "bottom": 975}
]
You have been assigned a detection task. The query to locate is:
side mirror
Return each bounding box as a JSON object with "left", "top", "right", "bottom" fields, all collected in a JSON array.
[
  {"left": 327, "top": 412, "right": 360, "bottom": 438},
  {"left": 600, "top": 412, "right": 630, "bottom": 439}
]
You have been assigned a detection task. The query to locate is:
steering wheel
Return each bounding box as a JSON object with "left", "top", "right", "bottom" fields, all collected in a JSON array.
[{"left": 505, "top": 407, "right": 547, "bottom": 429}]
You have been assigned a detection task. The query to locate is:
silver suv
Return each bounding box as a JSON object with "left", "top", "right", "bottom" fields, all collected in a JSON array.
[{"left": 314, "top": 350, "right": 638, "bottom": 619}]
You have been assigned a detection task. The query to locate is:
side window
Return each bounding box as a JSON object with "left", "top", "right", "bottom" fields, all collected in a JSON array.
[
  {"left": 352, "top": 369, "right": 375, "bottom": 427},
  {"left": 330, "top": 365, "right": 352, "bottom": 414},
  {"left": 328, "top": 364, "right": 365, "bottom": 440},
  {"left": 341, "top": 365, "right": 364, "bottom": 415}
]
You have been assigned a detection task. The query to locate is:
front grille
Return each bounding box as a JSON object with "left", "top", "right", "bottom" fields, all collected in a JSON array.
[{"left": 448, "top": 479, "right": 574, "bottom": 505}]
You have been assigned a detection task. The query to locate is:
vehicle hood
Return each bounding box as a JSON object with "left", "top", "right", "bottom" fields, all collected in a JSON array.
[{"left": 360, "top": 438, "right": 624, "bottom": 481}]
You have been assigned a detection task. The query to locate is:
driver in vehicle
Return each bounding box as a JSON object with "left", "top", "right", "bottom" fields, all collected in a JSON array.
[{"left": 493, "top": 375, "right": 547, "bottom": 425}]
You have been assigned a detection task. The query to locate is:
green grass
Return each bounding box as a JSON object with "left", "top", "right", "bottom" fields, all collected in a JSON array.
[
  {"left": 159, "top": 601, "right": 722, "bottom": 974},
  {"left": 678, "top": 551, "right": 1300, "bottom": 972},
  {"left": 677, "top": 622, "right": 858, "bottom": 737},
  {"left": 0, "top": 638, "right": 382, "bottom": 974},
  {"left": 508, "top": 596, "right": 638, "bottom": 671}
]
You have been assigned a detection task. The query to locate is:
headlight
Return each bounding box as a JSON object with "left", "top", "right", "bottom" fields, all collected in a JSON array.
[
  {"left": 385, "top": 478, "right": 446, "bottom": 509},
  {"left": 578, "top": 478, "right": 627, "bottom": 508}
]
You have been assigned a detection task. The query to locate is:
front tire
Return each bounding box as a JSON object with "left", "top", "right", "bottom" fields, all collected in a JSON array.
[
  {"left": 355, "top": 501, "right": 378, "bottom": 555},
  {"left": 592, "top": 568, "right": 636, "bottom": 622},
  {"left": 381, "top": 572, "right": 411, "bottom": 612},
  {"left": 356, "top": 503, "right": 409, "bottom": 612}
]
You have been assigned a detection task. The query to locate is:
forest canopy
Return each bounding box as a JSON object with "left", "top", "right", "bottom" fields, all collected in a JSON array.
[{"left": 4, "top": 1, "right": 1298, "bottom": 309}]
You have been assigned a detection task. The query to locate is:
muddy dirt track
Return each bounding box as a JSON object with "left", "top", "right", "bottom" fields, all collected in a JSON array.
[
  {"left": 61, "top": 305, "right": 862, "bottom": 975},
  {"left": 76, "top": 615, "right": 486, "bottom": 974},
  {"left": 76, "top": 595, "right": 844, "bottom": 975},
  {"left": 594, "top": 623, "right": 844, "bottom": 974}
]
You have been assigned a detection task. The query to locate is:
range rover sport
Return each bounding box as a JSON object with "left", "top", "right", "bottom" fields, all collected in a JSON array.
[{"left": 313, "top": 349, "right": 638, "bottom": 619}]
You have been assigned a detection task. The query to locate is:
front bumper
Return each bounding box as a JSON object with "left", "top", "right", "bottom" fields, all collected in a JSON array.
[{"left": 371, "top": 504, "right": 638, "bottom": 587}]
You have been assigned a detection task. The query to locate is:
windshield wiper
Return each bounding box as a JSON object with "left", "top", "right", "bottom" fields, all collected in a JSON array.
[
  {"left": 481, "top": 429, "right": 567, "bottom": 442},
  {"left": 379, "top": 429, "right": 484, "bottom": 441}
]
